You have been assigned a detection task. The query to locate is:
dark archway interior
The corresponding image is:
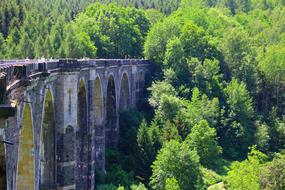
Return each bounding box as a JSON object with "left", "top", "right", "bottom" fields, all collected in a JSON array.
[
  {"left": 40, "top": 90, "right": 56, "bottom": 189},
  {"left": 119, "top": 73, "right": 130, "bottom": 110},
  {"left": 106, "top": 76, "right": 117, "bottom": 148},
  {"left": 76, "top": 79, "right": 90, "bottom": 189}
]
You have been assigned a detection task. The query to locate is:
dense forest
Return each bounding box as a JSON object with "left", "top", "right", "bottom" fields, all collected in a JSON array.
[{"left": 1, "top": 0, "right": 285, "bottom": 189}]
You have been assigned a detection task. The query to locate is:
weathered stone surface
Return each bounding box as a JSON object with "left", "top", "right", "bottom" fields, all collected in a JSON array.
[
  {"left": 17, "top": 104, "right": 35, "bottom": 190},
  {"left": 57, "top": 165, "right": 75, "bottom": 187},
  {"left": 0, "top": 59, "right": 152, "bottom": 190}
]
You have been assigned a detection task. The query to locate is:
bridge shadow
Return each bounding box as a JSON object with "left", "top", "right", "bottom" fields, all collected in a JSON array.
[{"left": 106, "top": 75, "right": 117, "bottom": 148}]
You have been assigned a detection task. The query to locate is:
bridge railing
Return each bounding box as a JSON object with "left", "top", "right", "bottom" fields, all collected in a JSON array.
[
  {"left": 0, "top": 59, "right": 151, "bottom": 87},
  {"left": 0, "top": 59, "right": 150, "bottom": 69}
]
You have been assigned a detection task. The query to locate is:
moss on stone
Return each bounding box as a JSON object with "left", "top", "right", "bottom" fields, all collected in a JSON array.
[{"left": 17, "top": 104, "right": 35, "bottom": 190}]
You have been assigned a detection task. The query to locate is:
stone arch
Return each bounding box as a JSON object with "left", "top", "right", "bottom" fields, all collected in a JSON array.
[
  {"left": 106, "top": 75, "right": 118, "bottom": 148},
  {"left": 119, "top": 72, "right": 130, "bottom": 110},
  {"left": 40, "top": 90, "right": 55, "bottom": 189},
  {"left": 76, "top": 79, "right": 89, "bottom": 189},
  {"left": 17, "top": 104, "right": 35, "bottom": 190},
  {"left": 94, "top": 77, "right": 103, "bottom": 124}
]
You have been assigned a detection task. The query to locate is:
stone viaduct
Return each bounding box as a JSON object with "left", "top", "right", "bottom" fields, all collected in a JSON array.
[{"left": 0, "top": 59, "right": 152, "bottom": 190}]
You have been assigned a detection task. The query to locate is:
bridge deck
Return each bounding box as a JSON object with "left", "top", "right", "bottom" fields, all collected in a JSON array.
[
  {"left": 0, "top": 58, "right": 152, "bottom": 108},
  {"left": 0, "top": 59, "right": 151, "bottom": 92}
]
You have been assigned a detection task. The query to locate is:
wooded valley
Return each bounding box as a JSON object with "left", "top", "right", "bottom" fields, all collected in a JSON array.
[{"left": 0, "top": 0, "right": 285, "bottom": 189}]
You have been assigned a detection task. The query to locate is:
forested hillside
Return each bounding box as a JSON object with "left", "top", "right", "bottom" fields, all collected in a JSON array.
[
  {"left": 0, "top": 0, "right": 149, "bottom": 58},
  {"left": 1, "top": 0, "right": 285, "bottom": 189},
  {"left": 0, "top": 0, "right": 180, "bottom": 59}
]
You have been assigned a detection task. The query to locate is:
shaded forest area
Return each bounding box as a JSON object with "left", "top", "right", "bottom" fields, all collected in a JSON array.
[{"left": 1, "top": 0, "right": 285, "bottom": 190}]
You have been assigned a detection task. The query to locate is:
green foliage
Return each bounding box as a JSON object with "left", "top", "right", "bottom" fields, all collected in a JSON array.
[
  {"left": 255, "top": 122, "right": 270, "bottom": 152},
  {"left": 130, "top": 183, "right": 148, "bottom": 190},
  {"left": 225, "top": 146, "right": 268, "bottom": 190},
  {"left": 181, "top": 0, "right": 253, "bottom": 14},
  {"left": 164, "top": 37, "right": 185, "bottom": 69},
  {"left": 172, "top": 111, "right": 191, "bottom": 140},
  {"left": 18, "top": 32, "right": 34, "bottom": 58},
  {"left": 144, "top": 18, "right": 181, "bottom": 63},
  {"left": 185, "top": 88, "right": 220, "bottom": 128},
  {"left": 186, "top": 120, "right": 222, "bottom": 168},
  {"left": 164, "top": 37, "right": 191, "bottom": 87},
  {"left": 2, "top": 1, "right": 285, "bottom": 189},
  {"left": 180, "top": 22, "right": 219, "bottom": 62},
  {"left": 73, "top": 3, "right": 150, "bottom": 58},
  {"left": 0, "top": 1, "right": 151, "bottom": 59},
  {"left": 259, "top": 45, "right": 285, "bottom": 113},
  {"left": 180, "top": 0, "right": 206, "bottom": 8},
  {"left": 0, "top": 0, "right": 24, "bottom": 37},
  {"left": 148, "top": 81, "right": 177, "bottom": 108},
  {"left": 104, "top": 143, "right": 137, "bottom": 188},
  {"left": 150, "top": 140, "right": 201, "bottom": 190},
  {"left": 156, "top": 95, "right": 182, "bottom": 122},
  {"left": 145, "top": 9, "right": 164, "bottom": 26},
  {"left": 97, "top": 184, "right": 118, "bottom": 190},
  {"left": 221, "top": 79, "right": 255, "bottom": 159},
  {"left": 189, "top": 59, "right": 225, "bottom": 99},
  {"left": 162, "top": 120, "right": 182, "bottom": 142},
  {"left": 271, "top": 120, "right": 285, "bottom": 150},
  {"left": 220, "top": 27, "right": 257, "bottom": 92},
  {"left": 200, "top": 168, "right": 223, "bottom": 189},
  {"left": 119, "top": 110, "right": 144, "bottom": 157},
  {"left": 207, "top": 182, "right": 226, "bottom": 190},
  {"left": 165, "top": 178, "right": 180, "bottom": 190},
  {"left": 5, "top": 28, "right": 21, "bottom": 58},
  {"left": 225, "top": 79, "right": 254, "bottom": 123},
  {"left": 101, "top": 0, "right": 181, "bottom": 15},
  {"left": 63, "top": 25, "right": 97, "bottom": 58},
  {"left": 105, "top": 162, "right": 135, "bottom": 187},
  {"left": 121, "top": 1, "right": 285, "bottom": 189},
  {"left": 260, "top": 153, "right": 285, "bottom": 190},
  {"left": 137, "top": 119, "right": 158, "bottom": 178},
  {"left": 0, "top": 33, "right": 6, "bottom": 58},
  {"left": 118, "top": 110, "right": 144, "bottom": 176},
  {"left": 117, "top": 186, "right": 125, "bottom": 190}
]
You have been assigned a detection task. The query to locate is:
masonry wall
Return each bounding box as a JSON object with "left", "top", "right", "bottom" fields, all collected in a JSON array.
[{"left": 0, "top": 60, "right": 152, "bottom": 190}]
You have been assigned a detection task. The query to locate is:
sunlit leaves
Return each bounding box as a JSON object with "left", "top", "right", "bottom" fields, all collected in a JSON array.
[{"left": 150, "top": 140, "right": 201, "bottom": 190}]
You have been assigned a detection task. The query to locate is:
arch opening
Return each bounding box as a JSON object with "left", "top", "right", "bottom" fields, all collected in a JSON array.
[
  {"left": 119, "top": 73, "right": 130, "bottom": 110},
  {"left": 17, "top": 104, "right": 35, "bottom": 190},
  {"left": 76, "top": 79, "right": 89, "bottom": 189},
  {"left": 106, "top": 75, "right": 117, "bottom": 148},
  {"left": 40, "top": 90, "right": 55, "bottom": 189}
]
